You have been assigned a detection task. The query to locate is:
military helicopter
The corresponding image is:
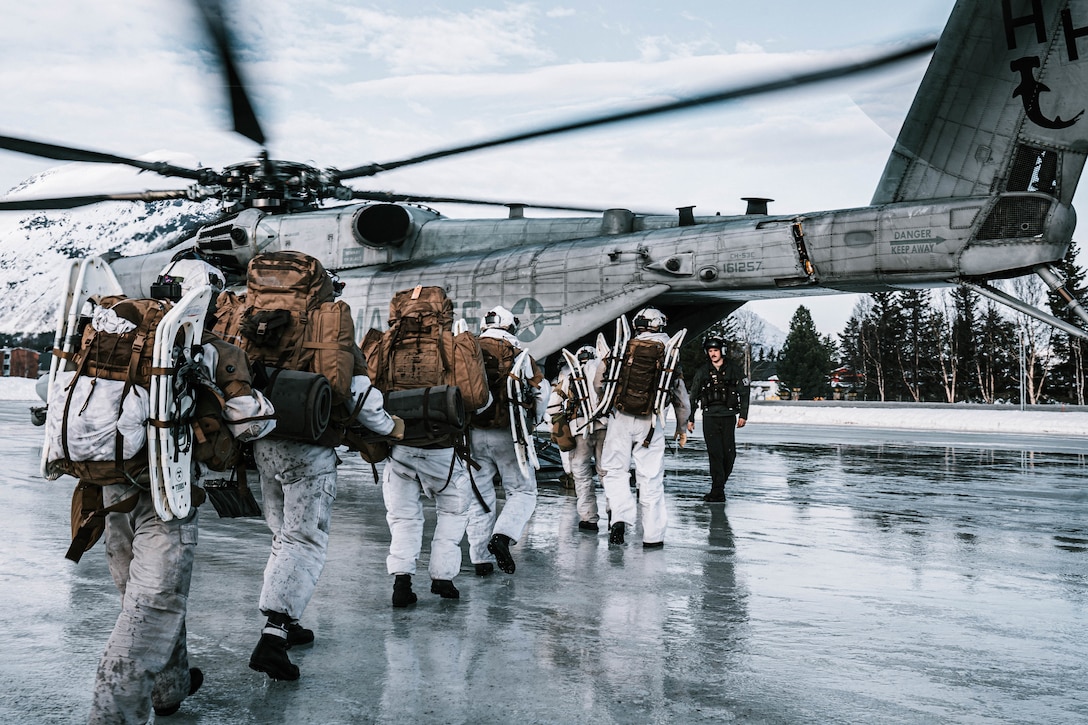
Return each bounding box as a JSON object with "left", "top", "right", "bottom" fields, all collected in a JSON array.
[{"left": 3, "top": 0, "right": 1088, "bottom": 359}]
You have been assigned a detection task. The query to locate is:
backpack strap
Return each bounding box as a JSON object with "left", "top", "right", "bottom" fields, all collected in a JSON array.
[
  {"left": 458, "top": 428, "right": 489, "bottom": 513},
  {"left": 280, "top": 310, "right": 308, "bottom": 369},
  {"left": 115, "top": 300, "right": 165, "bottom": 467},
  {"left": 59, "top": 346, "right": 95, "bottom": 464},
  {"left": 641, "top": 421, "right": 655, "bottom": 448},
  {"left": 66, "top": 482, "right": 139, "bottom": 563}
]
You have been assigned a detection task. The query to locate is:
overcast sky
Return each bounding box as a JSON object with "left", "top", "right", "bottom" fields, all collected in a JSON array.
[{"left": 0, "top": 0, "right": 962, "bottom": 337}]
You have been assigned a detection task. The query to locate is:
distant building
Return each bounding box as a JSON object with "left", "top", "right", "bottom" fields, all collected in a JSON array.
[
  {"left": 1, "top": 348, "right": 40, "bottom": 378},
  {"left": 751, "top": 374, "right": 781, "bottom": 401},
  {"left": 829, "top": 365, "right": 864, "bottom": 400}
]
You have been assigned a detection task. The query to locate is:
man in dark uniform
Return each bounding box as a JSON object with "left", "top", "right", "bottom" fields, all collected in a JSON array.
[{"left": 686, "top": 337, "right": 749, "bottom": 502}]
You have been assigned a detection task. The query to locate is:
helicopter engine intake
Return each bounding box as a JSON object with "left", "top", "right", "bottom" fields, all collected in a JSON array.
[{"left": 352, "top": 203, "right": 427, "bottom": 248}]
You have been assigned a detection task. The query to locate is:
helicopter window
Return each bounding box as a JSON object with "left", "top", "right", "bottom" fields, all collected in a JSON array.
[
  {"left": 844, "top": 231, "right": 873, "bottom": 247},
  {"left": 1006, "top": 145, "right": 1058, "bottom": 197}
]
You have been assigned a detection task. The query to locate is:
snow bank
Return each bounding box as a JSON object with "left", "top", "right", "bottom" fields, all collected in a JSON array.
[
  {"left": 0, "top": 376, "right": 43, "bottom": 401},
  {"left": 6, "top": 373, "right": 1087, "bottom": 437},
  {"left": 749, "top": 402, "right": 1088, "bottom": 437}
]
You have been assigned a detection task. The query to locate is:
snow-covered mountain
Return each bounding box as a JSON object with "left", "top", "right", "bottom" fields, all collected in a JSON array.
[
  {"left": 756, "top": 321, "right": 786, "bottom": 352},
  {"left": 0, "top": 156, "right": 219, "bottom": 334}
]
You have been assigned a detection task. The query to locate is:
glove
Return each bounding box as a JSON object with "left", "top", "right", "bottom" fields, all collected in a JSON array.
[
  {"left": 388, "top": 415, "right": 406, "bottom": 441},
  {"left": 673, "top": 429, "right": 687, "bottom": 448}
]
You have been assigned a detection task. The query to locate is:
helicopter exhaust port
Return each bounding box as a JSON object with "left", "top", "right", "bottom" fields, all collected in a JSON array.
[
  {"left": 743, "top": 197, "right": 773, "bottom": 215},
  {"left": 351, "top": 203, "right": 419, "bottom": 248}
]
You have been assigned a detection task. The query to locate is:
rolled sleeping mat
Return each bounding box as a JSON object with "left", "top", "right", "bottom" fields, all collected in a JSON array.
[
  {"left": 262, "top": 368, "right": 332, "bottom": 442},
  {"left": 383, "top": 385, "right": 465, "bottom": 429}
]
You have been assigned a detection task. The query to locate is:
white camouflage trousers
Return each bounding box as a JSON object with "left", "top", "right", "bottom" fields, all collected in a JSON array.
[
  {"left": 466, "top": 426, "right": 538, "bottom": 564},
  {"left": 382, "top": 444, "right": 470, "bottom": 581},
  {"left": 90, "top": 486, "right": 197, "bottom": 725},
  {"left": 599, "top": 411, "right": 668, "bottom": 544},
  {"left": 255, "top": 439, "right": 338, "bottom": 619},
  {"left": 569, "top": 427, "right": 606, "bottom": 524}
]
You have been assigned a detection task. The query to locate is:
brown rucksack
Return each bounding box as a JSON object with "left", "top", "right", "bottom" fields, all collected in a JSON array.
[
  {"left": 71, "top": 296, "right": 170, "bottom": 389},
  {"left": 49, "top": 295, "right": 171, "bottom": 480},
  {"left": 211, "top": 290, "right": 247, "bottom": 347},
  {"left": 473, "top": 335, "right": 518, "bottom": 430},
  {"left": 365, "top": 285, "right": 489, "bottom": 411},
  {"left": 613, "top": 338, "right": 665, "bottom": 416},
  {"left": 237, "top": 252, "right": 355, "bottom": 394},
  {"left": 215, "top": 252, "right": 363, "bottom": 444},
  {"left": 53, "top": 296, "right": 184, "bottom": 562},
  {"left": 189, "top": 333, "right": 257, "bottom": 471}
]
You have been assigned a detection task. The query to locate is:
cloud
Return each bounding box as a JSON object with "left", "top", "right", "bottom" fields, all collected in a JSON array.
[
  {"left": 335, "top": 4, "right": 554, "bottom": 74},
  {"left": 546, "top": 7, "right": 577, "bottom": 19},
  {"left": 637, "top": 35, "right": 724, "bottom": 62}
]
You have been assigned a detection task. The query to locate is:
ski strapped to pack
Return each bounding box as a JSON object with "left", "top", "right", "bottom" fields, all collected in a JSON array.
[
  {"left": 587, "top": 315, "right": 631, "bottom": 424},
  {"left": 560, "top": 347, "right": 599, "bottom": 438},
  {"left": 647, "top": 328, "right": 687, "bottom": 446},
  {"left": 587, "top": 314, "right": 687, "bottom": 446},
  {"left": 148, "top": 285, "right": 214, "bottom": 521},
  {"left": 507, "top": 350, "right": 540, "bottom": 477}
]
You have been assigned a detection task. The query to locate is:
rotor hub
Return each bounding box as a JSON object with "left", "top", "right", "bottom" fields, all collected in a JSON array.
[{"left": 215, "top": 156, "right": 341, "bottom": 212}]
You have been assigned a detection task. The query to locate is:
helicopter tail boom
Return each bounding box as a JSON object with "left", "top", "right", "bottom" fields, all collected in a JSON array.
[{"left": 874, "top": 0, "right": 1088, "bottom": 208}]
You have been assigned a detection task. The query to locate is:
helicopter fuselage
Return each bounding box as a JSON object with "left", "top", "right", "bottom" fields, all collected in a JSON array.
[{"left": 107, "top": 190, "right": 1073, "bottom": 356}]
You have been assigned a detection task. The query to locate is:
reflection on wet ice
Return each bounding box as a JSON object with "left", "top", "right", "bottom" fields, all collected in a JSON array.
[{"left": 2, "top": 405, "right": 1088, "bottom": 723}]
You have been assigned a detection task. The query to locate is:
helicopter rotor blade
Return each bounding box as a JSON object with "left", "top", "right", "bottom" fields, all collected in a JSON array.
[
  {"left": 349, "top": 190, "right": 653, "bottom": 214},
  {"left": 337, "top": 39, "right": 936, "bottom": 181},
  {"left": 194, "top": 0, "right": 266, "bottom": 146},
  {"left": 0, "top": 190, "right": 194, "bottom": 211},
  {"left": 0, "top": 134, "right": 209, "bottom": 181}
]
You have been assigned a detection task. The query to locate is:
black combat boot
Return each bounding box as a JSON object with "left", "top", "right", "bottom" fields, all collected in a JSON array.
[
  {"left": 285, "top": 619, "right": 314, "bottom": 647},
  {"left": 249, "top": 614, "right": 300, "bottom": 681},
  {"left": 475, "top": 562, "right": 495, "bottom": 576},
  {"left": 703, "top": 489, "right": 726, "bottom": 502},
  {"left": 153, "top": 668, "right": 203, "bottom": 717},
  {"left": 430, "top": 579, "right": 460, "bottom": 598},
  {"left": 609, "top": 521, "right": 626, "bottom": 545},
  {"left": 488, "top": 533, "right": 516, "bottom": 574},
  {"left": 392, "top": 574, "right": 417, "bottom": 608}
]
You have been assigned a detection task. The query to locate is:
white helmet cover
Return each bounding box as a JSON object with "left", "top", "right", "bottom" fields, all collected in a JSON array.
[
  {"left": 483, "top": 305, "right": 518, "bottom": 332},
  {"left": 633, "top": 307, "right": 667, "bottom": 331},
  {"left": 159, "top": 259, "right": 226, "bottom": 297}
]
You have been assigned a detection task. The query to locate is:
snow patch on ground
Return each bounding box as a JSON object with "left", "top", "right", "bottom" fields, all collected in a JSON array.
[
  {"left": 750, "top": 402, "right": 1088, "bottom": 437},
  {"left": 7, "top": 374, "right": 1087, "bottom": 437},
  {"left": 0, "top": 376, "right": 42, "bottom": 401}
]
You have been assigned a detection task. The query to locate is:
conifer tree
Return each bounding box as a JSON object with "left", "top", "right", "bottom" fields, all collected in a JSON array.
[
  {"left": 838, "top": 305, "right": 867, "bottom": 399},
  {"left": 1046, "top": 241, "right": 1088, "bottom": 404},
  {"left": 894, "top": 289, "right": 937, "bottom": 402},
  {"left": 777, "top": 305, "right": 831, "bottom": 399},
  {"left": 973, "top": 300, "right": 1019, "bottom": 403},
  {"left": 950, "top": 286, "right": 979, "bottom": 401}
]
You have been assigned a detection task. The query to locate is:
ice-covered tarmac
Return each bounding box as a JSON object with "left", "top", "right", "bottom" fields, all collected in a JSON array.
[{"left": 2, "top": 396, "right": 1088, "bottom": 724}]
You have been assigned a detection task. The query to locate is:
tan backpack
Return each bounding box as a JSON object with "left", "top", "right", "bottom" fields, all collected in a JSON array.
[
  {"left": 613, "top": 338, "right": 666, "bottom": 416},
  {"left": 365, "top": 285, "right": 489, "bottom": 411},
  {"left": 211, "top": 290, "right": 247, "bottom": 347},
  {"left": 214, "top": 252, "right": 363, "bottom": 446},
  {"left": 50, "top": 296, "right": 171, "bottom": 482},
  {"left": 69, "top": 296, "right": 170, "bottom": 389},
  {"left": 473, "top": 335, "right": 518, "bottom": 429},
  {"left": 235, "top": 251, "right": 355, "bottom": 397}
]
